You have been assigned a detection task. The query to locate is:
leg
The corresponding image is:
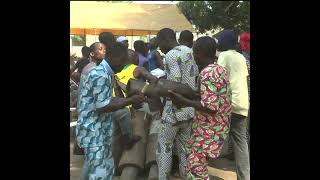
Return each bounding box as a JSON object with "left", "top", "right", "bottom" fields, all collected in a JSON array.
[
  {"left": 112, "top": 108, "right": 133, "bottom": 139},
  {"left": 113, "top": 108, "right": 141, "bottom": 149},
  {"left": 156, "top": 122, "right": 178, "bottom": 180},
  {"left": 112, "top": 119, "right": 124, "bottom": 175},
  {"left": 81, "top": 145, "right": 114, "bottom": 180},
  {"left": 230, "top": 114, "right": 250, "bottom": 180},
  {"left": 186, "top": 151, "right": 209, "bottom": 180},
  {"left": 175, "top": 121, "right": 192, "bottom": 178}
]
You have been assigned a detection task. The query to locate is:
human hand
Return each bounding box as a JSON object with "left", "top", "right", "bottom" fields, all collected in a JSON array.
[
  {"left": 129, "top": 94, "right": 145, "bottom": 105},
  {"left": 149, "top": 76, "right": 159, "bottom": 84},
  {"left": 168, "top": 90, "right": 189, "bottom": 108}
]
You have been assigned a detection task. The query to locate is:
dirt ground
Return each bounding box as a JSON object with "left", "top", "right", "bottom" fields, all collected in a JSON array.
[{"left": 70, "top": 141, "right": 236, "bottom": 180}]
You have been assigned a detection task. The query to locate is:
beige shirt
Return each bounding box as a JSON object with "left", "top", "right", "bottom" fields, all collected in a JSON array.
[{"left": 217, "top": 50, "right": 249, "bottom": 117}]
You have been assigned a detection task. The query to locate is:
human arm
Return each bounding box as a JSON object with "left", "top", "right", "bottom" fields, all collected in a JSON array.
[
  {"left": 168, "top": 90, "right": 216, "bottom": 114},
  {"left": 98, "top": 95, "right": 145, "bottom": 113},
  {"left": 85, "top": 72, "right": 145, "bottom": 114},
  {"left": 169, "top": 65, "right": 227, "bottom": 114},
  {"left": 133, "top": 66, "right": 158, "bottom": 84}
]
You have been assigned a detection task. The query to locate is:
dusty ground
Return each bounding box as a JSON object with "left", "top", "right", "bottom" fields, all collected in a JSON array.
[{"left": 70, "top": 141, "right": 236, "bottom": 180}]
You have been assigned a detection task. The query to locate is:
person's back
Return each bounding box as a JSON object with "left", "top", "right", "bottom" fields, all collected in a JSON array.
[
  {"left": 165, "top": 45, "right": 197, "bottom": 91},
  {"left": 147, "top": 49, "right": 158, "bottom": 71},
  {"left": 216, "top": 29, "right": 250, "bottom": 180},
  {"left": 217, "top": 50, "right": 249, "bottom": 116},
  {"left": 134, "top": 40, "right": 148, "bottom": 67}
]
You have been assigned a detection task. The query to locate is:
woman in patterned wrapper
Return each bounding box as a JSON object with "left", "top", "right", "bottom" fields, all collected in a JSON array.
[{"left": 168, "top": 36, "right": 232, "bottom": 180}]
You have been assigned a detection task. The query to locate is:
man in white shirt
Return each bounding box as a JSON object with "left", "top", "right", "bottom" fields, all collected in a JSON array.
[
  {"left": 156, "top": 28, "right": 199, "bottom": 179},
  {"left": 217, "top": 29, "right": 250, "bottom": 180}
]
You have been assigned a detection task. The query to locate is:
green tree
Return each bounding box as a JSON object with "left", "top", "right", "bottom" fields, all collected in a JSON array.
[{"left": 177, "top": 1, "right": 250, "bottom": 34}]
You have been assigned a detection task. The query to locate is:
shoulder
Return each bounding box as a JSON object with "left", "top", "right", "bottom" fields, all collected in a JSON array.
[
  {"left": 82, "top": 62, "right": 96, "bottom": 75},
  {"left": 201, "top": 64, "right": 226, "bottom": 77},
  {"left": 88, "top": 64, "right": 108, "bottom": 81},
  {"left": 165, "top": 49, "right": 179, "bottom": 60}
]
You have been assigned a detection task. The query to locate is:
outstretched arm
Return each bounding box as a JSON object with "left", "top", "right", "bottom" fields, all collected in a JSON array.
[
  {"left": 133, "top": 66, "right": 158, "bottom": 84},
  {"left": 168, "top": 90, "right": 216, "bottom": 114},
  {"left": 98, "top": 95, "right": 144, "bottom": 113}
]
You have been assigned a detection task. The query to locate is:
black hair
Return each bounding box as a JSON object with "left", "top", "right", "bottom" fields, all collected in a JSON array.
[
  {"left": 108, "top": 42, "right": 128, "bottom": 59},
  {"left": 81, "top": 46, "right": 91, "bottom": 58},
  {"left": 98, "top": 32, "right": 115, "bottom": 47},
  {"left": 157, "top": 28, "right": 176, "bottom": 41},
  {"left": 149, "top": 37, "right": 158, "bottom": 49},
  {"left": 193, "top": 36, "right": 217, "bottom": 58},
  {"left": 179, "top": 30, "right": 193, "bottom": 44},
  {"left": 89, "top": 42, "right": 101, "bottom": 53},
  {"left": 134, "top": 40, "right": 147, "bottom": 55}
]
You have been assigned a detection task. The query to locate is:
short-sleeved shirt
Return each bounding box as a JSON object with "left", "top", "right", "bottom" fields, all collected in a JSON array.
[
  {"left": 162, "top": 45, "right": 199, "bottom": 124},
  {"left": 76, "top": 59, "right": 113, "bottom": 148}
]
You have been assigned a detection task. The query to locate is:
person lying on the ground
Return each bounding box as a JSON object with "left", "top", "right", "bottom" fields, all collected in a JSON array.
[
  {"left": 76, "top": 42, "right": 145, "bottom": 180},
  {"left": 168, "top": 36, "right": 232, "bottom": 180}
]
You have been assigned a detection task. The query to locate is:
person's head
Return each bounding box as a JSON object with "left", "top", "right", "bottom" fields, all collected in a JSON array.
[
  {"left": 216, "top": 29, "right": 238, "bottom": 51},
  {"left": 98, "top": 32, "right": 115, "bottom": 47},
  {"left": 128, "top": 49, "right": 138, "bottom": 65},
  {"left": 108, "top": 42, "right": 129, "bottom": 73},
  {"left": 157, "top": 28, "right": 177, "bottom": 54},
  {"left": 81, "top": 46, "right": 91, "bottom": 58},
  {"left": 99, "top": 32, "right": 115, "bottom": 59},
  {"left": 193, "top": 36, "right": 217, "bottom": 70},
  {"left": 116, "top": 36, "right": 129, "bottom": 49},
  {"left": 149, "top": 37, "right": 158, "bottom": 50},
  {"left": 178, "top": 30, "right": 194, "bottom": 48},
  {"left": 145, "top": 42, "right": 150, "bottom": 52},
  {"left": 89, "top": 42, "right": 106, "bottom": 63},
  {"left": 134, "top": 40, "right": 147, "bottom": 56},
  {"left": 240, "top": 32, "right": 250, "bottom": 53}
]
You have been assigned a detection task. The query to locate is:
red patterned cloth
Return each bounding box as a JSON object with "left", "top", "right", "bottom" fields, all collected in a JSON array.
[
  {"left": 240, "top": 32, "right": 250, "bottom": 53},
  {"left": 186, "top": 63, "right": 232, "bottom": 180}
]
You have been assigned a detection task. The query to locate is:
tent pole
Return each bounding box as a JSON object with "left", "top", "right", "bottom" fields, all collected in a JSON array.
[{"left": 131, "top": 30, "right": 133, "bottom": 49}]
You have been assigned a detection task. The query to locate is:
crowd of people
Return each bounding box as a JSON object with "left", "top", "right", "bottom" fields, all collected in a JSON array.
[{"left": 70, "top": 28, "right": 250, "bottom": 180}]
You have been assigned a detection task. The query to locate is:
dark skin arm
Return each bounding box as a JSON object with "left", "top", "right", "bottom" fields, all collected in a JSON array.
[
  {"left": 155, "top": 51, "right": 164, "bottom": 70},
  {"left": 98, "top": 94, "right": 145, "bottom": 113},
  {"left": 168, "top": 90, "right": 216, "bottom": 115},
  {"left": 133, "top": 66, "right": 158, "bottom": 84}
]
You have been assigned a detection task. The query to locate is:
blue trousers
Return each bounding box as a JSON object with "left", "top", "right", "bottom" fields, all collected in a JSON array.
[{"left": 80, "top": 145, "right": 114, "bottom": 180}]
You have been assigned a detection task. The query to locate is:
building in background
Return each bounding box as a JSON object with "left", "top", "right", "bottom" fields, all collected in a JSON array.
[{"left": 70, "top": 1, "right": 194, "bottom": 57}]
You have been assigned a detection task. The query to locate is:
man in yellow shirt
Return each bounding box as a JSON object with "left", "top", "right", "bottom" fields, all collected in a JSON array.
[{"left": 216, "top": 30, "right": 250, "bottom": 180}]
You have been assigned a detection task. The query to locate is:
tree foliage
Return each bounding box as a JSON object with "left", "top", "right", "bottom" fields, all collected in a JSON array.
[{"left": 177, "top": 1, "right": 250, "bottom": 34}]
